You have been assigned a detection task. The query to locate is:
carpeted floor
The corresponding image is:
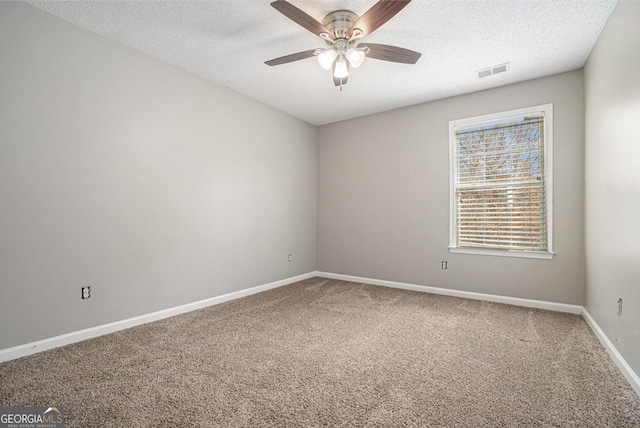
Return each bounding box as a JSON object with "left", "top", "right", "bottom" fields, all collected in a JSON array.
[{"left": 1, "top": 277, "right": 639, "bottom": 427}]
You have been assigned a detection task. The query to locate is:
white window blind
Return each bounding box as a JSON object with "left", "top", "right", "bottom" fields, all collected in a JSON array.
[{"left": 449, "top": 105, "right": 553, "bottom": 258}]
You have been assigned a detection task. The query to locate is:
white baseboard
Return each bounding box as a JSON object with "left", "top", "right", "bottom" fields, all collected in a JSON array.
[
  {"left": 317, "top": 271, "right": 639, "bottom": 397},
  {"left": 316, "top": 271, "right": 583, "bottom": 314},
  {"left": 3, "top": 271, "right": 638, "bottom": 398},
  {"left": 582, "top": 309, "right": 640, "bottom": 396},
  {"left": 0, "top": 272, "right": 317, "bottom": 363}
]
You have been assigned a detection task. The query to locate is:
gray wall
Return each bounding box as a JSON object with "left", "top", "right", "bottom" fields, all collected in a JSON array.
[
  {"left": 0, "top": 2, "right": 317, "bottom": 349},
  {"left": 318, "top": 71, "right": 585, "bottom": 304},
  {"left": 584, "top": 1, "right": 640, "bottom": 375}
]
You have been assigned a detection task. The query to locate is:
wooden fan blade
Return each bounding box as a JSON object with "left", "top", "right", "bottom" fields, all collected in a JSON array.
[
  {"left": 333, "top": 74, "right": 348, "bottom": 87},
  {"left": 271, "top": 0, "right": 333, "bottom": 38},
  {"left": 265, "top": 49, "right": 317, "bottom": 66},
  {"left": 347, "top": 1, "right": 411, "bottom": 38},
  {"left": 361, "top": 43, "right": 421, "bottom": 64}
]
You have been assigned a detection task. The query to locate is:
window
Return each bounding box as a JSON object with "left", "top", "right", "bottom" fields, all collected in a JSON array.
[{"left": 449, "top": 104, "right": 553, "bottom": 259}]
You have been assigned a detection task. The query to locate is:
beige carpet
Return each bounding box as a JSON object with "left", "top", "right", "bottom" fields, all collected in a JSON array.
[{"left": 1, "top": 277, "right": 639, "bottom": 427}]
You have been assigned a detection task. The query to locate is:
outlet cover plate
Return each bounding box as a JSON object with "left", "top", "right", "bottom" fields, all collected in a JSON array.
[{"left": 82, "top": 286, "right": 92, "bottom": 300}]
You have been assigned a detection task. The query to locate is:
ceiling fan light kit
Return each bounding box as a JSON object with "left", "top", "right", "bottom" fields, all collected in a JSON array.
[
  {"left": 317, "top": 49, "right": 338, "bottom": 70},
  {"left": 334, "top": 56, "right": 350, "bottom": 79},
  {"left": 346, "top": 49, "right": 366, "bottom": 68},
  {"left": 265, "top": 0, "right": 422, "bottom": 89}
]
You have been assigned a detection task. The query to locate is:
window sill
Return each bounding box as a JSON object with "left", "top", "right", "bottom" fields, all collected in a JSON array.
[{"left": 448, "top": 247, "right": 554, "bottom": 260}]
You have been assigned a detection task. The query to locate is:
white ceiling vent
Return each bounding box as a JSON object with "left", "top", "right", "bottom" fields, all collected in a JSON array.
[{"left": 476, "top": 62, "right": 510, "bottom": 78}]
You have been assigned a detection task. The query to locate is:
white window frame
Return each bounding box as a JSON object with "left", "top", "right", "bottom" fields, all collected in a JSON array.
[{"left": 448, "top": 104, "right": 554, "bottom": 259}]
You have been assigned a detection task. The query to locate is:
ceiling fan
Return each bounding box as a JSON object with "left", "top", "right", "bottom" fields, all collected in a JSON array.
[{"left": 265, "top": 0, "right": 422, "bottom": 89}]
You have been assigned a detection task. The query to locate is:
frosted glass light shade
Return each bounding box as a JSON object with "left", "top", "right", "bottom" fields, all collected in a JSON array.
[
  {"left": 333, "top": 56, "right": 349, "bottom": 78},
  {"left": 317, "top": 49, "right": 338, "bottom": 70},
  {"left": 346, "top": 49, "right": 365, "bottom": 68}
]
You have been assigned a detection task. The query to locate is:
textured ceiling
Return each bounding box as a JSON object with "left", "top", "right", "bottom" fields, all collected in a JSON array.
[{"left": 28, "top": 0, "right": 616, "bottom": 125}]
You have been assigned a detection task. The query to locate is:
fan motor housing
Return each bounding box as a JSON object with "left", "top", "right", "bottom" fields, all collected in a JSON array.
[{"left": 322, "top": 10, "right": 358, "bottom": 39}]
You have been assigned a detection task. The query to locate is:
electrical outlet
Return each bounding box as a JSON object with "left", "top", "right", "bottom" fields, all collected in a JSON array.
[
  {"left": 617, "top": 298, "right": 623, "bottom": 316},
  {"left": 441, "top": 261, "right": 448, "bottom": 269},
  {"left": 81, "top": 286, "right": 91, "bottom": 300},
  {"left": 288, "top": 254, "right": 292, "bottom": 262}
]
